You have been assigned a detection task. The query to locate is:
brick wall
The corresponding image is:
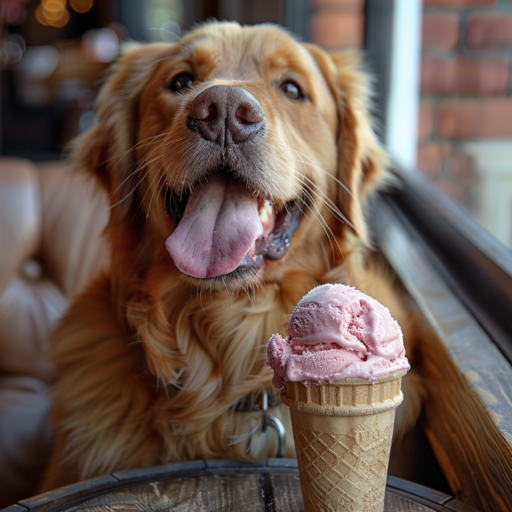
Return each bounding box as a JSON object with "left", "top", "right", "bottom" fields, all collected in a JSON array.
[
  {"left": 418, "top": 0, "right": 512, "bottom": 208},
  {"left": 309, "top": 0, "right": 512, "bottom": 219},
  {"left": 309, "top": 0, "right": 365, "bottom": 49}
]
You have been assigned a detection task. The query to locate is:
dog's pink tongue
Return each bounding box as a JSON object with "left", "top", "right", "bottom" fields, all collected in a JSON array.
[{"left": 165, "top": 174, "right": 263, "bottom": 279}]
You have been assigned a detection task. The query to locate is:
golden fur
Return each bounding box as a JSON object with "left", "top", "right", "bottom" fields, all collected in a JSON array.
[{"left": 42, "top": 22, "right": 424, "bottom": 490}]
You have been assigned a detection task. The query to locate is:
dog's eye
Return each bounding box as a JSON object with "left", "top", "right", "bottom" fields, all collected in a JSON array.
[
  {"left": 280, "top": 81, "right": 304, "bottom": 101},
  {"left": 167, "top": 72, "right": 194, "bottom": 93}
]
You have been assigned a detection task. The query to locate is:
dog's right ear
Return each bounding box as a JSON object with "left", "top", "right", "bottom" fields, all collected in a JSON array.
[
  {"left": 303, "top": 44, "right": 388, "bottom": 250},
  {"left": 71, "top": 44, "right": 172, "bottom": 211}
]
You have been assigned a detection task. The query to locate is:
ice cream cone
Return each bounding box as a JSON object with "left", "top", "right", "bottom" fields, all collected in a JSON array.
[{"left": 281, "top": 369, "right": 407, "bottom": 512}]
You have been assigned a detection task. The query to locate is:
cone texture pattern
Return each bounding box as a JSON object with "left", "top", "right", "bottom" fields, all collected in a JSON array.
[
  {"left": 282, "top": 371, "right": 405, "bottom": 512},
  {"left": 291, "top": 410, "right": 393, "bottom": 511}
]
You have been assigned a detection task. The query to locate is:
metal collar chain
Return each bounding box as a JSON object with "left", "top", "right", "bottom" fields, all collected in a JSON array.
[
  {"left": 237, "top": 389, "right": 286, "bottom": 459},
  {"left": 234, "top": 389, "right": 282, "bottom": 412}
]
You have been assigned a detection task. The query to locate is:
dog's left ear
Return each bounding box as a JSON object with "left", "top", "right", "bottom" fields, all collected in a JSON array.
[
  {"left": 304, "top": 44, "right": 388, "bottom": 248},
  {"left": 70, "top": 43, "right": 173, "bottom": 214}
]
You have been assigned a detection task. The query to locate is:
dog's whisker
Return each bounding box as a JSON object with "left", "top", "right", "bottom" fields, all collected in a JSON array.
[
  {"left": 108, "top": 151, "right": 168, "bottom": 211},
  {"left": 164, "top": 139, "right": 211, "bottom": 194},
  {"left": 108, "top": 161, "right": 149, "bottom": 205},
  {"left": 294, "top": 154, "right": 339, "bottom": 253},
  {"left": 293, "top": 151, "right": 354, "bottom": 231},
  {"left": 104, "top": 133, "right": 176, "bottom": 199},
  {"left": 196, "top": 286, "right": 207, "bottom": 314},
  {"left": 149, "top": 174, "right": 169, "bottom": 218},
  {"left": 275, "top": 141, "right": 354, "bottom": 198},
  {"left": 145, "top": 172, "right": 168, "bottom": 220},
  {"left": 320, "top": 239, "right": 332, "bottom": 272},
  {"left": 149, "top": 137, "right": 190, "bottom": 176},
  {"left": 239, "top": 281, "right": 253, "bottom": 304},
  {"left": 298, "top": 187, "right": 342, "bottom": 259},
  {"left": 107, "top": 168, "right": 150, "bottom": 210},
  {"left": 136, "top": 166, "right": 163, "bottom": 214},
  {"left": 301, "top": 175, "right": 355, "bottom": 229},
  {"left": 115, "top": 137, "right": 191, "bottom": 213},
  {"left": 103, "top": 132, "right": 168, "bottom": 171},
  {"left": 122, "top": 132, "right": 169, "bottom": 154},
  {"left": 296, "top": 192, "right": 334, "bottom": 256},
  {"left": 259, "top": 149, "right": 291, "bottom": 206},
  {"left": 302, "top": 189, "right": 341, "bottom": 256},
  {"left": 221, "top": 275, "right": 232, "bottom": 303},
  {"left": 124, "top": 137, "right": 187, "bottom": 184}
]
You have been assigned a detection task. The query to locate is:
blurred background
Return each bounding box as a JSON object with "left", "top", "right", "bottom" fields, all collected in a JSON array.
[
  {"left": 2, "top": 1, "right": 511, "bottom": 505},
  {"left": 2, "top": 0, "right": 512, "bottom": 249}
]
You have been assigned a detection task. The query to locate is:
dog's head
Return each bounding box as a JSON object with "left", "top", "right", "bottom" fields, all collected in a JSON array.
[{"left": 74, "top": 22, "right": 386, "bottom": 291}]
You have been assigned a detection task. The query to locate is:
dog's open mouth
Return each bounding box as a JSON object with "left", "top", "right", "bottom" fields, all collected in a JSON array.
[{"left": 164, "top": 169, "right": 302, "bottom": 280}]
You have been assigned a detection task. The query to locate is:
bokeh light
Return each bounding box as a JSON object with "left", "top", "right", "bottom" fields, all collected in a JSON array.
[
  {"left": 70, "top": 0, "right": 93, "bottom": 14},
  {"left": 35, "top": 0, "right": 70, "bottom": 28},
  {"left": 19, "top": 46, "right": 59, "bottom": 80},
  {"left": 147, "top": 0, "right": 183, "bottom": 43},
  {"left": 160, "top": 20, "right": 180, "bottom": 42},
  {"left": 82, "top": 28, "right": 119, "bottom": 63}
]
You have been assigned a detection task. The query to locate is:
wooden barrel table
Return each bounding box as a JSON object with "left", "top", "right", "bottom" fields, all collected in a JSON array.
[{"left": 2, "top": 460, "right": 481, "bottom": 512}]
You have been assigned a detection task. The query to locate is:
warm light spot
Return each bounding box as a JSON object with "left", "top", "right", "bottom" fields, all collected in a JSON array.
[
  {"left": 35, "top": 4, "right": 49, "bottom": 25},
  {"left": 43, "top": 9, "right": 65, "bottom": 22},
  {"left": 70, "top": 0, "right": 93, "bottom": 14},
  {"left": 49, "top": 9, "right": 69, "bottom": 27},
  {"left": 35, "top": 0, "right": 70, "bottom": 28},
  {"left": 42, "top": 0, "right": 65, "bottom": 14}
]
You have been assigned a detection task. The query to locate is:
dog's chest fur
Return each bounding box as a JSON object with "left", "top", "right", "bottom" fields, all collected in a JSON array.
[{"left": 50, "top": 268, "right": 328, "bottom": 479}]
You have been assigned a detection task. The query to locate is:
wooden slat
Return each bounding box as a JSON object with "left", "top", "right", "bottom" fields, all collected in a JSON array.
[
  {"left": 18, "top": 476, "right": 119, "bottom": 510},
  {"left": 387, "top": 476, "right": 451, "bottom": 506},
  {"left": 65, "top": 474, "right": 266, "bottom": 512},
  {"left": 112, "top": 460, "right": 206, "bottom": 481},
  {"left": 385, "top": 494, "right": 436, "bottom": 512},
  {"left": 26, "top": 474, "right": 460, "bottom": 512},
  {"left": 374, "top": 199, "right": 512, "bottom": 512},
  {"left": 1, "top": 463, "right": 479, "bottom": 512}
]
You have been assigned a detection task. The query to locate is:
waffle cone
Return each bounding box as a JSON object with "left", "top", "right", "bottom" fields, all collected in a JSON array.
[{"left": 281, "top": 369, "right": 406, "bottom": 512}]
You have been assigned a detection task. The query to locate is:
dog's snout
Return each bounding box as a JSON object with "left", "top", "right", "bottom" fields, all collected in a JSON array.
[{"left": 187, "top": 86, "right": 264, "bottom": 145}]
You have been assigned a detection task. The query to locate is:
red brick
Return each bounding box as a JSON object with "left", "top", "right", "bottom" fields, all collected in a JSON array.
[
  {"left": 467, "top": 14, "right": 512, "bottom": 49},
  {"left": 312, "top": 0, "right": 364, "bottom": 8},
  {"left": 421, "top": 54, "right": 509, "bottom": 95},
  {"left": 418, "top": 100, "right": 436, "bottom": 140},
  {"left": 439, "top": 99, "right": 512, "bottom": 138},
  {"left": 444, "top": 154, "right": 473, "bottom": 179},
  {"left": 424, "top": 0, "right": 498, "bottom": 7},
  {"left": 418, "top": 162, "right": 442, "bottom": 180},
  {"left": 434, "top": 178, "right": 470, "bottom": 206},
  {"left": 310, "top": 11, "right": 364, "bottom": 48},
  {"left": 417, "top": 141, "right": 452, "bottom": 178},
  {"left": 422, "top": 13, "right": 459, "bottom": 50}
]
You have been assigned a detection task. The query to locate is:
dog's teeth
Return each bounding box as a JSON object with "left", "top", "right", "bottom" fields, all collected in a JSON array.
[{"left": 259, "top": 200, "right": 272, "bottom": 223}]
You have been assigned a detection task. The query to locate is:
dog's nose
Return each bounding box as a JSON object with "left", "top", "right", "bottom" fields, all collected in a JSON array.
[{"left": 187, "top": 86, "right": 264, "bottom": 145}]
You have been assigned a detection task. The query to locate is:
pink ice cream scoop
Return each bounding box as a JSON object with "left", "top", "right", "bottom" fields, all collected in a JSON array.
[{"left": 267, "top": 284, "right": 410, "bottom": 387}]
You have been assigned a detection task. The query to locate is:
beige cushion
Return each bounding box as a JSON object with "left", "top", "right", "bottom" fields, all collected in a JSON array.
[{"left": 0, "top": 157, "right": 109, "bottom": 505}]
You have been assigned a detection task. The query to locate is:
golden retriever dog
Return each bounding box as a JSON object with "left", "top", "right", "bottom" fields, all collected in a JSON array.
[{"left": 42, "top": 21, "right": 423, "bottom": 490}]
